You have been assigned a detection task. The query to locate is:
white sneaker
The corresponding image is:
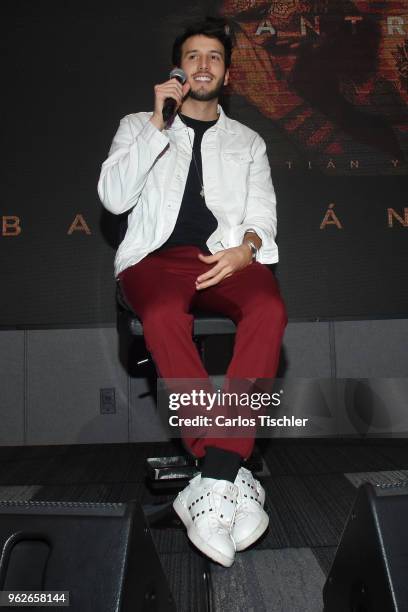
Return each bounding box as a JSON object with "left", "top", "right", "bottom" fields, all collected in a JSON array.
[
  {"left": 232, "top": 467, "right": 269, "bottom": 551},
  {"left": 173, "top": 474, "right": 238, "bottom": 567}
]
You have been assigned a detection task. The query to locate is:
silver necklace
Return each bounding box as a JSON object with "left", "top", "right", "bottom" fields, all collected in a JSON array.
[{"left": 178, "top": 114, "right": 206, "bottom": 199}]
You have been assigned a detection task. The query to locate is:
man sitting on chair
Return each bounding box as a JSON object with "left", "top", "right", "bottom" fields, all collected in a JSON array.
[{"left": 98, "top": 16, "right": 287, "bottom": 568}]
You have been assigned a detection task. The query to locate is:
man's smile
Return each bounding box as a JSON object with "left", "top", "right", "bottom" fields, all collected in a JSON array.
[{"left": 193, "top": 74, "right": 213, "bottom": 82}]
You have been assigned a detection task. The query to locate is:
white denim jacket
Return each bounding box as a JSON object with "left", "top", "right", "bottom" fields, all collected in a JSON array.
[{"left": 98, "top": 105, "right": 278, "bottom": 277}]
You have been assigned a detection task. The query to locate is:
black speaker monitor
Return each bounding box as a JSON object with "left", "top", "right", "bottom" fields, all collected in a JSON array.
[
  {"left": 323, "top": 482, "right": 408, "bottom": 612},
  {"left": 0, "top": 500, "right": 176, "bottom": 611}
]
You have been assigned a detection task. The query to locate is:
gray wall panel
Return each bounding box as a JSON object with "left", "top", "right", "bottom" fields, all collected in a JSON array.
[
  {"left": 0, "top": 331, "right": 25, "bottom": 445},
  {"left": 26, "top": 329, "right": 128, "bottom": 445},
  {"left": 129, "top": 376, "right": 168, "bottom": 443},
  {"left": 334, "top": 319, "right": 408, "bottom": 377},
  {"left": 334, "top": 378, "right": 408, "bottom": 437},
  {"left": 281, "top": 322, "right": 332, "bottom": 378},
  {"left": 334, "top": 320, "right": 408, "bottom": 435},
  {"left": 1, "top": 320, "right": 407, "bottom": 447}
]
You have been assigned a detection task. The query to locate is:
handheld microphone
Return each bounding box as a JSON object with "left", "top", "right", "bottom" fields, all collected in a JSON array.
[{"left": 162, "top": 68, "right": 187, "bottom": 123}]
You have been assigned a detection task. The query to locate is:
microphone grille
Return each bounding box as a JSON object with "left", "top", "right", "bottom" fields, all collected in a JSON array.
[{"left": 169, "top": 67, "right": 187, "bottom": 84}]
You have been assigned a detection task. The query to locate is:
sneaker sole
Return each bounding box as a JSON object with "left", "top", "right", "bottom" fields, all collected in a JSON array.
[
  {"left": 173, "top": 496, "right": 235, "bottom": 568},
  {"left": 234, "top": 511, "right": 269, "bottom": 552}
]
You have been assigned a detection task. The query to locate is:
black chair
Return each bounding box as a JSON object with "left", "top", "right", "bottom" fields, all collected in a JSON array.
[{"left": 117, "top": 274, "right": 235, "bottom": 347}]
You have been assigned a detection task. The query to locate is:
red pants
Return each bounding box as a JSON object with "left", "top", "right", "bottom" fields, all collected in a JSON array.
[{"left": 119, "top": 246, "right": 287, "bottom": 459}]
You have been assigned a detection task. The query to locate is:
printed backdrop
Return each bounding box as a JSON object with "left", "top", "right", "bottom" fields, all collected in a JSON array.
[{"left": 1, "top": 0, "right": 407, "bottom": 326}]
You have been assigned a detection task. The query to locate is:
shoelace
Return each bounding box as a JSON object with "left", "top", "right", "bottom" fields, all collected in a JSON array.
[
  {"left": 236, "top": 476, "right": 263, "bottom": 515},
  {"left": 210, "top": 488, "right": 238, "bottom": 533}
]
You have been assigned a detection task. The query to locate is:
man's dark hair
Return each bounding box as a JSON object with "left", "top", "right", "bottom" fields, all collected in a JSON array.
[{"left": 172, "top": 16, "right": 234, "bottom": 69}]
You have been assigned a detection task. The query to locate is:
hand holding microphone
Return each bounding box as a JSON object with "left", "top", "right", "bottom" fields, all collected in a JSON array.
[{"left": 150, "top": 68, "right": 190, "bottom": 131}]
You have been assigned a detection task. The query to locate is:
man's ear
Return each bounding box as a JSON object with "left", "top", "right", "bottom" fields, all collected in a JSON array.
[{"left": 224, "top": 68, "right": 230, "bottom": 86}]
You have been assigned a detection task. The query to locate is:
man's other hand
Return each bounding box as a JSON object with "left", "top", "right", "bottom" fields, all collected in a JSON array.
[{"left": 195, "top": 245, "right": 252, "bottom": 290}]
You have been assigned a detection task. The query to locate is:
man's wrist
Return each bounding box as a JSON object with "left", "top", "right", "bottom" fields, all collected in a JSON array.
[
  {"left": 242, "top": 229, "right": 262, "bottom": 262},
  {"left": 242, "top": 239, "right": 258, "bottom": 262},
  {"left": 243, "top": 229, "right": 262, "bottom": 247},
  {"left": 150, "top": 113, "right": 165, "bottom": 132}
]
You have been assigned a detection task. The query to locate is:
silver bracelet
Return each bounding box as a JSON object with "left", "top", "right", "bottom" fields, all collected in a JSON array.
[
  {"left": 243, "top": 229, "right": 259, "bottom": 261},
  {"left": 244, "top": 239, "right": 258, "bottom": 262}
]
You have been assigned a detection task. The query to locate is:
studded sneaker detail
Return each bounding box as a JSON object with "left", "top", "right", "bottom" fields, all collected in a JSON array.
[
  {"left": 173, "top": 474, "right": 239, "bottom": 567},
  {"left": 232, "top": 467, "right": 269, "bottom": 551}
]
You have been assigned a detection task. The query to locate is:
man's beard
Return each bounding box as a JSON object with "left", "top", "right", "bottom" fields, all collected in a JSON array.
[{"left": 188, "top": 79, "right": 225, "bottom": 102}]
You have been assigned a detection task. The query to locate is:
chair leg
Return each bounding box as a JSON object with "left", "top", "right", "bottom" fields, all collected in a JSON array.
[{"left": 193, "top": 335, "right": 207, "bottom": 363}]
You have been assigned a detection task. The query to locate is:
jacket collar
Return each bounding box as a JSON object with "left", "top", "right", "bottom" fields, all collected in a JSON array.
[{"left": 165, "top": 104, "right": 236, "bottom": 134}]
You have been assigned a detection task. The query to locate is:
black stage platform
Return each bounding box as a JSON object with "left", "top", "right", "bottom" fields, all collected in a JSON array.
[{"left": 0, "top": 438, "right": 407, "bottom": 611}]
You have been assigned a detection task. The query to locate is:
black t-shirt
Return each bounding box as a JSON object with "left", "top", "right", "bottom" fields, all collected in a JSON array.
[{"left": 156, "top": 112, "right": 218, "bottom": 253}]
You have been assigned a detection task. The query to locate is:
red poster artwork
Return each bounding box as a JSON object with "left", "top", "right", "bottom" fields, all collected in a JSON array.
[{"left": 219, "top": 1, "right": 408, "bottom": 173}]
